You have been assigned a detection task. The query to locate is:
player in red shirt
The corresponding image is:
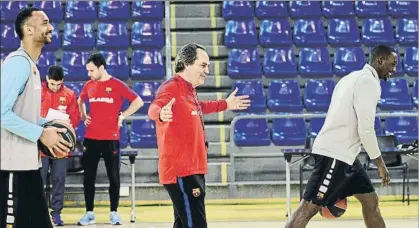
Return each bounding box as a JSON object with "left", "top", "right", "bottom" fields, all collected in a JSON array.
[
  {"left": 76, "top": 53, "right": 144, "bottom": 226},
  {"left": 39, "top": 65, "right": 81, "bottom": 226},
  {"left": 148, "top": 43, "right": 250, "bottom": 227}
]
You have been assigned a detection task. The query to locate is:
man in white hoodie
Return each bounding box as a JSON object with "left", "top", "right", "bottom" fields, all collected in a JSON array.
[{"left": 285, "top": 45, "right": 396, "bottom": 228}]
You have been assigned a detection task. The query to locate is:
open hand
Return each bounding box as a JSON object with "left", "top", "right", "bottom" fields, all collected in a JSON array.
[{"left": 226, "top": 88, "right": 251, "bottom": 110}]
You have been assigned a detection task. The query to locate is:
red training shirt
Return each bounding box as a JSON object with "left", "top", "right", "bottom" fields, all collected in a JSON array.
[
  {"left": 79, "top": 77, "right": 138, "bottom": 140},
  {"left": 148, "top": 75, "right": 227, "bottom": 184},
  {"left": 40, "top": 82, "right": 81, "bottom": 157}
]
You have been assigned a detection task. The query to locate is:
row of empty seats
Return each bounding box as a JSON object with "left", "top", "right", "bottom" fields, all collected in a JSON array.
[
  {"left": 1, "top": 50, "right": 165, "bottom": 81},
  {"left": 225, "top": 17, "right": 418, "bottom": 48},
  {"left": 234, "top": 116, "right": 418, "bottom": 147},
  {"left": 0, "top": 1, "right": 164, "bottom": 22},
  {"left": 72, "top": 115, "right": 418, "bottom": 149},
  {"left": 233, "top": 79, "right": 418, "bottom": 113},
  {"left": 223, "top": 1, "right": 418, "bottom": 20},
  {"left": 228, "top": 47, "right": 418, "bottom": 79},
  {"left": 1, "top": 21, "right": 165, "bottom": 51}
]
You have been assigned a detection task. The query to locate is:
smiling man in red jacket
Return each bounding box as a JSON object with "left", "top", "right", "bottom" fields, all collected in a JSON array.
[
  {"left": 148, "top": 43, "right": 250, "bottom": 228},
  {"left": 40, "top": 65, "right": 81, "bottom": 226}
]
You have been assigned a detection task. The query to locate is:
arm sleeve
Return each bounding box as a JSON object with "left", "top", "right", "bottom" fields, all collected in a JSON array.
[
  {"left": 79, "top": 83, "right": 89, "bottom": 102},
  {"left": 353, "top": 76, "right": 381, "bottom": 159},
  {"left": 198, "top": 100, "right": 228, "bottom": 114},
  {"left": 119, "top": 81, "right": 138, "bottom": 103},
  {"left": 0, "top": 56, "right": 44, "bottom": 143},
  {"left": 67, "top": 92, "right": 81, "bottom": 127},
  {"left": 148, "top": 84, "right": 177, "bottom": 121}
]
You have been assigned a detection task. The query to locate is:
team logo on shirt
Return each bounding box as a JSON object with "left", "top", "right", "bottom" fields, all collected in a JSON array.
[
  {"left": 59, "top": 96, "right": 66, "bottom": 104},
  {"left": 105, "top": 87, "right": 112, "bottom": 94},
  {"left": 192, "top": 188, "right": 200, "bottom": 197}
]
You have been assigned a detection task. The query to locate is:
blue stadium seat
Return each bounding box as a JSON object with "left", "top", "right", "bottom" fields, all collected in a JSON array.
[
  {"left": 404, "top": 46, "right": 418, "bottom": 77},
  {"left": 99, "top": 50, "right": 129, "bottom": 80},
  {"left": 132, "top": 82, "right": 157, "bottom": 114},
  {"left": 222, "top": 1, "right": 254, "bottom": 20},
  {"left": 272, "top": 118, "right": 306, "bottom": 146},
  {"left": 327, "top": 17, "right": 361, "bottom": 47},
  {"left": 1, "top": 23, "right": 19, "bottom": 51},
  {"left": 224, "top": 20, "right": 258, "bottom": 48},
  {"left": 355, "top": 1, "right": 387, "bottom": 18},
  {"left": 97, "top": 22, "right": 129, "bottom": 49},
  {"left": 121, "top": 99, "right": 129, "bottom": 112},
  {"left": 263, "top": 48, "right": 297, "bottom": 78},
  {"left": 74, "top": 121, "right": 85, "bottom": 141},
  {"left": 379, "top": 78, "right": 414, "bottom": 110},
  {"left": 385, "top": 117, "right": 418, "bottom": 144},
  {"left": 395, "top": 18, "right": 418, "bottom": 46},
  {"left": 375, "top": 117, "right": 383, "bottom": 136},
  {"left": 131, "top": 21, "right": 164, "bottom": 49},
  {"left": 43, "top": 22, "right": 60, "bottom": 51},
  {"left": 289, "top": 1, "right": 322, "bottom": 18},
  {"left": 259, "top": 19, "right": 293, "bottom": 48},
  {"left": 130, "top": 120, "right": 157, "bottom": 148},
  {"left": 413, "top": 79, "right": 418, "bottom": 108},
  {"left": 298, "top": 47, "right": 333, "bottom": 78},
  {"left": 362, "top": 18, "right": 396, "bottom": 46},
  {"left": 255, "top": 1, "right": 288, "bottom": 19},
  {"left": 132, "top": 1, "right": 164, "bottom": 20},
  {"left": 232, "top": 80, "right": 266, "bottom": 113},
  {"left": 38, "top": 52, "right": 57, "bottom": 78},
  {"left": 33, "top": 1, "right": 63, "bottom": 22},
  {"left": 61, "top": 51, "right": 91, "bottom": 81},
  {"left": 309, "top": 118, "right": 325, "bottom": 137},
  {"left": 388, "top": 1, "right": 418, "bottom": 18},
  {"left": 304, "top": 79, "right": 335, "bottom": 112},
  {"left": 65, "top": 1, "right": 97, "bottom": 21},
  {"left": 119, "top": 122, "right": 128, "bottom": 149},
  {"left": 0, "top": 1, "right": 28, "bottom": 22},
  {"left": 0, "top": 52, "right": 9, "bottom": 62},
  {"left": 64, "top": 82, "right": 84, "bottom": 97},
  {"left": 131, "top": 50, "right": 165, "bottom": 80},
  {"left": 234, "top": 117, "right": 271, "bottom": 147},
  {"left": 267, "top": 80, "right": 303, "bottom": 112},
  {"left": 293, "top": 18, "right": 327, "bottom": 47},
  {"left": 62, "top": 23, "right": 95, "bottom": 50},
  {"left": 333, "top": 47, "right": 366, "bottom": 77},
  {"left": 227, "top": 48, "right": 262, "bottom": 79},
  {"left": 98, "top": 1, "right": 130, "bottom": 21},
  {"left": 321, "top": 1, "right": 354, "bottom": 18}
]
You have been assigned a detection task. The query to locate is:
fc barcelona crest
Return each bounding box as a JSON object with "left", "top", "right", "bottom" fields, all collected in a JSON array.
[
  {"left": 59, "top": 96, "right": 66, "bottom": 104},
  {"left": 192, "top": 188, "right": 200, "bottom": 197},
  {"left": 105, "top": 87, "right": 112, "bottom": 94}
]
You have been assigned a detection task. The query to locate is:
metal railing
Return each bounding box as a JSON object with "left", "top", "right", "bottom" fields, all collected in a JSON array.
[{"left": 228, "top": 112, "right": 418, "bottom": 195}]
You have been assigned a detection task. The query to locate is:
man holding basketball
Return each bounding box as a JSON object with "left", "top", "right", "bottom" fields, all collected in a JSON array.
[
  {"left": 40, "top": 65, "right": 81, "bottom": 226},
  {"left": 0, "top": 7, "right": 73, "bottom": 228},
  {"left": 77, "top": 53, "right": 144, "bottom": 226},
  {"left": 285, "top": 45, "right": 395, "bottom": 228}
]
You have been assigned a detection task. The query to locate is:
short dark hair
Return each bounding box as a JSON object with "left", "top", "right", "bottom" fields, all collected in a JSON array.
[
  {"left": 47, "top": 65, "right": 64, "bottom": 81},
  {"left": 15, "top": 7, "right": 41, "bottom": 40},
  {"left": 174, "top": 43, "right": 206, "bottom": 73},
  {"left": 86, "top": 53, "right": 107, "bottom": 69},
  {"left": 370, "top": 45, "right": 396, "bottom": 63}
]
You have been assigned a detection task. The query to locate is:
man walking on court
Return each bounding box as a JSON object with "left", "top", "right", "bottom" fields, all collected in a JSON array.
[
  {"left": 285, "top": 45, "right": 396, "bottom": 228},
  {"left": 1, "top": 7, "right": 73, "bottom": 228},
  {"left": 148, "top": 43, "right": 251, "bottom": 228},
  {"left": 40, "top": 65, "right": 81, "bottom": 226},
  {"left": 77, "top": 53, "right": 144, "bottom": 226}
]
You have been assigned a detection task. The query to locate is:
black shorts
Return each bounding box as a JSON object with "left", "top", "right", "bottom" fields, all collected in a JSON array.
[{"left": 303, "top": 154, "right": 375, "bottom": 206}]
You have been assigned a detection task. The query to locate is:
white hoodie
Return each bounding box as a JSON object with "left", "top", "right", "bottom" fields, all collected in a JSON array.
[{"left": 312, "top": 64, "right": 382, "bottom": 165}]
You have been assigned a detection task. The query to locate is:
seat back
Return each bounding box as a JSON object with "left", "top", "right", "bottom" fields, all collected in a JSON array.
[
  {"left": 1, "top": 1, "right": 29, "bottom": 22},
  {"left": 379, "top": 78, "right": 413, "bottom": 110},
  {"left": 267, "top": 80, "right": 302, "bottom": 112},
  {"left": 259, "top": 19, "right": 293, "bottom": 47},
  {"left": 225, "top": 20, "right": 258, "bottom": 48},
  {"left": 98, "top": 0, "right": 130, "bottom": 21},
  {"left": 97, "top": 22, "right": 129, "bottom": 49},
  {"left": 65, "top": 0, "right": 97, "bottom": 21},
  {"left": 33, "top": 1, "right": 63, "bottom": 22},
  {"left": 100, "top": 50, "right": 129, "bottom": 80},
  {"left": 222, "top": 1, "right": 254, "bottom": 20},
  {"left": 403, "top": 46, "right": 418, "bottom": 77},
  {"left": 333, "top": 47, "right": 366, "bottom": 76},
  {"left": 131, "top": 49, "right": 165, "bottom": 80},
  {"left": 227, "top": 48, "right": 262, "bottom": 79},
  {"left": 388, "top": 1, "right": 418, "bottom": 18},
  {"left": 328, "top": 17, "right": 360, "bottom": 47},
  {"left": 61, "top": 51, "right": 91, "bottom": 81},
  {"left": 355, "top": 1, "right": 387, "bottom": 18},
  {"left": 362, "top": 18, "right": 395, "bottom": 46},
  {"left": 263, "top": 48, "right": 297, "bottom": 78},
  {"left": 232, "top": 80, "right": 266, "bottom": 113},
  {"left": 38, "top": 52, "right": 57, "bottom": 78},
  {"left": 131, "top": 21, "right": 164, "bottom": 49},
  {"left": 0, "top": 23, "right": 19, "bottom": 51},
  {"left": 132, "top": 82, "right": 156, "bottom": 114},
  {"left": 63, "top": 23, "right": 95, "bottom": 49},
  {"left": 132, "top": 1, "right": 164, "bottom": 20},
  {"left": 289, "top": 1, "right": 322, "bottom": 18},
  {"left": 293, "top": 18, "right": 327, "bottom": 47},
  {"left": 321, "top": 1, "right": 354, "bottom": 18},
  {"left": 395, "top": 18, "right": 418, "bottom": 46},
  {"left": 255, "top": 1, "right": 288, "bottom": 19}
]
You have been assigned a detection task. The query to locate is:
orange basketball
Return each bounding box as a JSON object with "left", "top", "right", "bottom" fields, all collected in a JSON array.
[{"left": 320, "top": 198, "right": 347, "bottom": 219}]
